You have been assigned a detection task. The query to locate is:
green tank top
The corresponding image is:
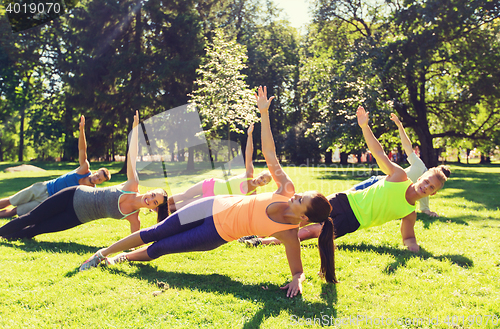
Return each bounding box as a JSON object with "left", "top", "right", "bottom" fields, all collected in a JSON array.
[
  {"left": 346, "top": 179, "right": 416, "bottom": 229},
  {"left": 213, "top": 176, "right": 254, "bottom": 196}
]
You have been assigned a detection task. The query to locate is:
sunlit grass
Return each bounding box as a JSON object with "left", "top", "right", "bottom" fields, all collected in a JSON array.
[{"left": 0, "top": 161, "right": 499, "bottom": 328}]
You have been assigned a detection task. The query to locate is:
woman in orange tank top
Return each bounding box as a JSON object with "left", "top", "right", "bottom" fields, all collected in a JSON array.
[{"left": 80, "top": 87, "right": 337, "bottom": 298}]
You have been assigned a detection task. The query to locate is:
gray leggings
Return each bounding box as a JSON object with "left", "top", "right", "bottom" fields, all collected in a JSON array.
[{"left": 140, "top": 197, "right": 227, "bottom": 259}]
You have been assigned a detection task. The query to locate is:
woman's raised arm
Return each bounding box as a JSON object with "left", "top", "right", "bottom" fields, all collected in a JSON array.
[{"left": 255, "top": 86, "right": 294, "bottom": 197}]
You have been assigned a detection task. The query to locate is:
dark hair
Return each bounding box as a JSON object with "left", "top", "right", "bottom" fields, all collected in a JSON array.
[
  {"left": 156, "top": 189, "right": 170, "bottom": 223},
  {"left": 98, "top": 167, "right": 111, "bottom": 182},
  {"left": 305, "top": 193, "right": 338, "bottom": 283}
]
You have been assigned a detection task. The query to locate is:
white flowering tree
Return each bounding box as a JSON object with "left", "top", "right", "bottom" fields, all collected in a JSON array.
[{"left": 190, "top": 29, "right": 257, "bottom": 171}]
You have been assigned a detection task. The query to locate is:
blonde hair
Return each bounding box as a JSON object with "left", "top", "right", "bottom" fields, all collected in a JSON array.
[{"left": 427, "top": 165, "right": 451, "bottom": 187}]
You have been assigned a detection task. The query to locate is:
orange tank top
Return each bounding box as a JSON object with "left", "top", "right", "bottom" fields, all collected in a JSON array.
[{"left": 212, "top": 192, "right": 299, "bottom": 242}]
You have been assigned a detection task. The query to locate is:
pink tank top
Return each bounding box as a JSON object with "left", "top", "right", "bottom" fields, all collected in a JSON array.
[{"left": 212, "top": 192, "right": 299, "bottom": 241}]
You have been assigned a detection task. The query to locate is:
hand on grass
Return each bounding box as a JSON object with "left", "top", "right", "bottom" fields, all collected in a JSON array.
[
  {"left": 423, "top": 209, "right": 439, "bottom": 217},
  {"left": 280, "top": 273, "right": 304, "bottom": 298}
]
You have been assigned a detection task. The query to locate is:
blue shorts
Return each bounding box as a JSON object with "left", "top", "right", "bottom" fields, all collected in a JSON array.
[{"left": 352, "top": 176, "right": 382, "bottom": 191}]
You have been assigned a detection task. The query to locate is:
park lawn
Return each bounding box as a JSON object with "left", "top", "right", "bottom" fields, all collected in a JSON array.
[{"left": 0, "top": 162, "right": 499, "bottom": 328}]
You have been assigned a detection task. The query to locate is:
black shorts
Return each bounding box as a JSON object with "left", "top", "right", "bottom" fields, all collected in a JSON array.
[{"left": 328, "top": 193, "right": 360, "bottom": 239}]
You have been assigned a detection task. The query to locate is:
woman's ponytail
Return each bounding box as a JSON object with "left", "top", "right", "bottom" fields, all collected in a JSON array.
[
  {"left": 318, "top": 217, "right": 337, "bottom": 283},
  {"left": 304, "top": 193, "right": 337, "bottom": 283}
]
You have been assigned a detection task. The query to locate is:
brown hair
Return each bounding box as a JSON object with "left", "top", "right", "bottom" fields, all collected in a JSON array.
[
  {"left": 305, "top": 193, "right": 338, "bottom": 283},
  {"left": 156, "top": 189, "right": 170, "bottom": 223},
  {"left": 98, "top": 167, "right": 111, "bottom": 182}
]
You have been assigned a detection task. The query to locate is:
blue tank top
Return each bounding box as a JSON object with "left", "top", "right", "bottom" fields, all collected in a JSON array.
[{"left": 46, "top": 170, "right": 91, "bottom": 196}]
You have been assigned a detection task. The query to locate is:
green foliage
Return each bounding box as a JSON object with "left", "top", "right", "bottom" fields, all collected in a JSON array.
[
  {"left": 306, "top": 0, "right": 500, "bottom": 167},
  {"left": 191, "top": 29, "right": 257, "bottom": 138}
]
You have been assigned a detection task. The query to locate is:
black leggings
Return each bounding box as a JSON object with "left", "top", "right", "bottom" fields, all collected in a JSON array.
[{"left": 0, "top": 187, "right": 81, "bottom": 239}]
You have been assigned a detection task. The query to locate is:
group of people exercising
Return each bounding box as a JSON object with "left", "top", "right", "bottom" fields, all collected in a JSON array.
[{"left": 0, "top": 86, "right": 450, "bottom": 298}]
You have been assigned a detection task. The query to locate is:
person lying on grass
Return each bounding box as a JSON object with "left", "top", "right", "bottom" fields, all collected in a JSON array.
[
  {"left": 0, "top": 115, "right": 110, "bottom": 219},
  {"left": 79, "top": 86, "right": 336, "bottom": 298},
  {"left": 241, "top": 107, "right": 450, "bottom": 252},
  {"left": 167, "top": 123, "right": 272, "bottom": 213},
  {"left": 0, "top": 111, "right": 169, "bottom": 239}
]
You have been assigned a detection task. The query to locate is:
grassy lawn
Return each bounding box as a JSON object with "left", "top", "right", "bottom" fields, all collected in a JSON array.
[{"left": 0, "top": 161, "right": 499, "bottom": 328}]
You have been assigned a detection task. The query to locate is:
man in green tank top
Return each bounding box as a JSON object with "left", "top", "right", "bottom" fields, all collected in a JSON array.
[
  {"left": 242, "top": 107, "right": 451, "bottom": 252},
  {"left": 344, "top": 106, "right": 450, "bottom": 252}
]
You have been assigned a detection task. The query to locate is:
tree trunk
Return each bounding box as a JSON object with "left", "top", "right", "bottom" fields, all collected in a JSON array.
[
  {"left": 340, "top": 152, "right": 349, "bottom": 165},
  {"left": 18, "top": 104, "right": 25, "bottom": 162},
  {"left": 325, "top": 150, "right": 332, "bottom": 164},
  {"left": 186, "top": 146, "right": 195, "bottom": 171}
]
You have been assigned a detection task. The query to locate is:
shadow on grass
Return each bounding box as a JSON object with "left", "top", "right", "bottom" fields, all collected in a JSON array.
[
  {"left": 337, "top": 242, "right": 473, "bottom": 274},
  {"left": 419, "top": 215, "right": 469, "bottom": 229},
  {"left": 0, "top": 239, "right": 104, "bottom": 256},
  {"left": 90, "top": 264, "right": 338, "bottom": 328}
]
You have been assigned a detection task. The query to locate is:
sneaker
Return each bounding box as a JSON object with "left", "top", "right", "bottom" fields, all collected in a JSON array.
[
  {"left": 244, "top": 237, "right": 262, "bottom": 247},
  {"left": 105, "top": 252, "right": 129, "bottom": 266},
  {"left": 237, "top": 235, "right": 258, "bottom": 243},
  {"left": 79, "top": 250, "right": 106, "bottom": 271}
]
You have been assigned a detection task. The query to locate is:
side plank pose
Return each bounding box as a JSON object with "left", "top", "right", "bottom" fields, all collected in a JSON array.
[
  {"left": 243, "top": 107, "right": 450, "bottom": 252},
  {"left": 0, "top": 115, "right": 111, "bottom": 219},
  {"left": 79, "top": 86, "right": 336, "bottom": 298},
  {"left": 0, "top": 111, "right": 168, "bottom": 239},
  {"left": 167, "top": 123, "right": 272, "bottom": 213},
  {"left": 244, "top": 112, "right": 446, "bottom": 247}
]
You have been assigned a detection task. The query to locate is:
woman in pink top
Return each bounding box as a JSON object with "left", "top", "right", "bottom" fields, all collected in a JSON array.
[
  {"left": 80, "top": 87, "right": 336, "bottom": 298},
  {"left": 167, "top": 123, "right": 272, "bottom": 213}
]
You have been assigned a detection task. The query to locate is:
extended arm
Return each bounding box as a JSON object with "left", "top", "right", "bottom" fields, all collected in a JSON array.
[
  {"left": 122, "top": 111, "right": 140, "bottom": 191},
  {"left": 245, "top": 123, "right": 255, "bottom": 177},
  {"left": 256, "top": 86, "right": 294, "bottom": 197},
  {"left": 400, "top": 211, "right": 419, "bottom": 252},
  {"left": 390, "top": 113, "right": 413, "bottom": 156},
  {"left": 357, "top": 106, "right": 406, "bottom": 182},
  {"left": 76, "top": 115, "right": 91, "bottom": 175},
  {"left": 274, "top": 229, "right": 305, "bottom": 298}
]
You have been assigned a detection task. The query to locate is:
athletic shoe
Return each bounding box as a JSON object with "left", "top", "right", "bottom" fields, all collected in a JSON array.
[
  {"left": 105, "top": 252, "right": 129, "bottom": 266},
  {"left": 79, "top": 250, "right": 106, "bottom": 271},
  {"left": 244, "top": 237, "right": 262, "bottom": 247},
  {"left": 237, "top": 235, "right": 257, "bottom": 243}
]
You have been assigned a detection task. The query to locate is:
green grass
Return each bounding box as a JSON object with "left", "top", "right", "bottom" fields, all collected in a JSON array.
[{"left": 0, "top": 161, "right": 499, "bottom": 328}]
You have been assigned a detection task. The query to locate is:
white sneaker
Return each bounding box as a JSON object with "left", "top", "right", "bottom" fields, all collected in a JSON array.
[{"left": 105, "top": 253, "right": 129, "bottom": 266}]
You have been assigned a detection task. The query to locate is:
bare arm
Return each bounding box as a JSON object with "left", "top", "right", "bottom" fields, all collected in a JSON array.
[
  {"left": 76, "top": 115, "right": 91, "bottom": 175},
  {"left": 122, "top": 111, "right": 140, "bottom": 192},
  {"left": 125, "top": 212, "right": 141, "bottom": 233},
  {"left": 400, "top": 211, "right": 419, "bottom": 252},
  {"left": 256, "top": 86, "right": 294, "bottom": 197},
  {"left": 274, "top": 229, "right": 305, "bottom": 298},
  {"left": 357, "top": 106, "right": 406, "bottom": 182},
  {"left": 390, "top": 113, "right": 413, "bottom": 156},
  {"left": 245, "top": 123, "right": 255, "bottom": 177}
]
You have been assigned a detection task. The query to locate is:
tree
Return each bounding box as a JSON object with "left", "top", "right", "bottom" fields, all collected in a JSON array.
[
  {"left": 190, "top": 29, "right": 258, "bottom": 172},
  {"left": 308, "top": 0, "right": 500, "bottom": 168}
]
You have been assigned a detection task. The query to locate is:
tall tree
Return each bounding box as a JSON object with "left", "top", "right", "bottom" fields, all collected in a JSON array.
[{"left": 190, "top": 29, "right": 257, "bottom": 170}]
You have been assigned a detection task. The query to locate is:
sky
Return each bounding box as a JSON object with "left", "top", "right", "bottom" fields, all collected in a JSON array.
[{"left": 273, "top": 0, "right": 312, "bottom": 31}]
